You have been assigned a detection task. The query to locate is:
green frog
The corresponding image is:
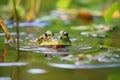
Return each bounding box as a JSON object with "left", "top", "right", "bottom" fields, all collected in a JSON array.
[{"left": 37, "top": 30, "right": 71, "bottom": 48}]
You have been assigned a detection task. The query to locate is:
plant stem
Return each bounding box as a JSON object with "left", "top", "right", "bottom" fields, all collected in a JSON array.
[{"left": 12, "top": 0, "right": 20, "bottom": 55}]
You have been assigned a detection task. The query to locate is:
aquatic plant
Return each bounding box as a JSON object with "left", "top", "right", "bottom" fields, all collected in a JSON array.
[{"left": 104, "top": 2, "right": 120, "bottom": 25}]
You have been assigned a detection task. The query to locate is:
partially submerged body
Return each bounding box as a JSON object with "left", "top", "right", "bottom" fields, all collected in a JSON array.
[{"left": 36, "top": 30, "right": 71, "bottom": 48}]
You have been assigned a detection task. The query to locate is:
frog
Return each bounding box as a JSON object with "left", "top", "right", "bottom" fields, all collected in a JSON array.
[{"left": 36, "top": 30, "right": 71, "bottom": 48}]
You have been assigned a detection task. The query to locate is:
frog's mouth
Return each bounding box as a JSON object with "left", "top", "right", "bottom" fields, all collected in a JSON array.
[
  {"left": 37, "top": 39, "right": 71, "bottom": 48},
  {"left": 38, "top": 44, "right": 71, "bottom": 49}
]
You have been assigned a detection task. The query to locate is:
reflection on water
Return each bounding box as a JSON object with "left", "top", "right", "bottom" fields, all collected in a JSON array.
[
  {"left": 0, "top": 77, "right": 11, "bottom": 80},
  {"left": 0, "top": 62, "right": 120, "bottom": 80},
  {"left": 27, "top": 68, "right": 48, "bottom": 74},
  {"left": 48, "top": 63, "right": 120, "bottom": 69},
  {"left": 0, "top": 48, "right": 7, "bottom": 62},
  {"left": 73, "top": 44, "right": 92, "bottom": 50},
  {"left": 0, "top": 27, "right": 120, "bottom": 80},
  {"left": 0, "top": 45, "right": 120, "bottom": 80},
  {"left": 0, "top": 62, "right": 28, "bottom": 66},
  {"left": 0, "top": 47, "right": 120, "bottom": 80},
  {"left": 19, "top": 46, "right": 48, "bottom": 51}
]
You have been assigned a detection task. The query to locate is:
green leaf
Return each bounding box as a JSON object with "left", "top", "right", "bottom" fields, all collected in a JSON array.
[
  {"left": 56, "top": 0, "right": 72, "bottom": 9},
  {"left": 104, "top": 2, "right": 120, "bottom": 25}
]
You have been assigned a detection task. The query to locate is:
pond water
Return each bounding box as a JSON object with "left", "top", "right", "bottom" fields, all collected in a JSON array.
[{"left": 0, "top": 21, "right": 120, "bottom": 80}]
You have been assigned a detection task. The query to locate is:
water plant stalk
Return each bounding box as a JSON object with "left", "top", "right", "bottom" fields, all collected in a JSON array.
[{"left": 12, "top": 0, "right": 20, "bottom": 55}]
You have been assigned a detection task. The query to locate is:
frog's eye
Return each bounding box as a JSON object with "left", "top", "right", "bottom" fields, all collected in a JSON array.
[
  {"left": 46, "top": 30, "right": 52, "bottom": 35},
  {"left": 59, "top": 30, "right": 64, "bottom": 35},
  {"left": 64, "top": 32, "right": 68, "bottom": 36}
]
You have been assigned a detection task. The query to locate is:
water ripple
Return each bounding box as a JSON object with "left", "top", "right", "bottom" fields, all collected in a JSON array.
[{"left": 48, "top": 63, "right": 120, "bottom": 69}]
